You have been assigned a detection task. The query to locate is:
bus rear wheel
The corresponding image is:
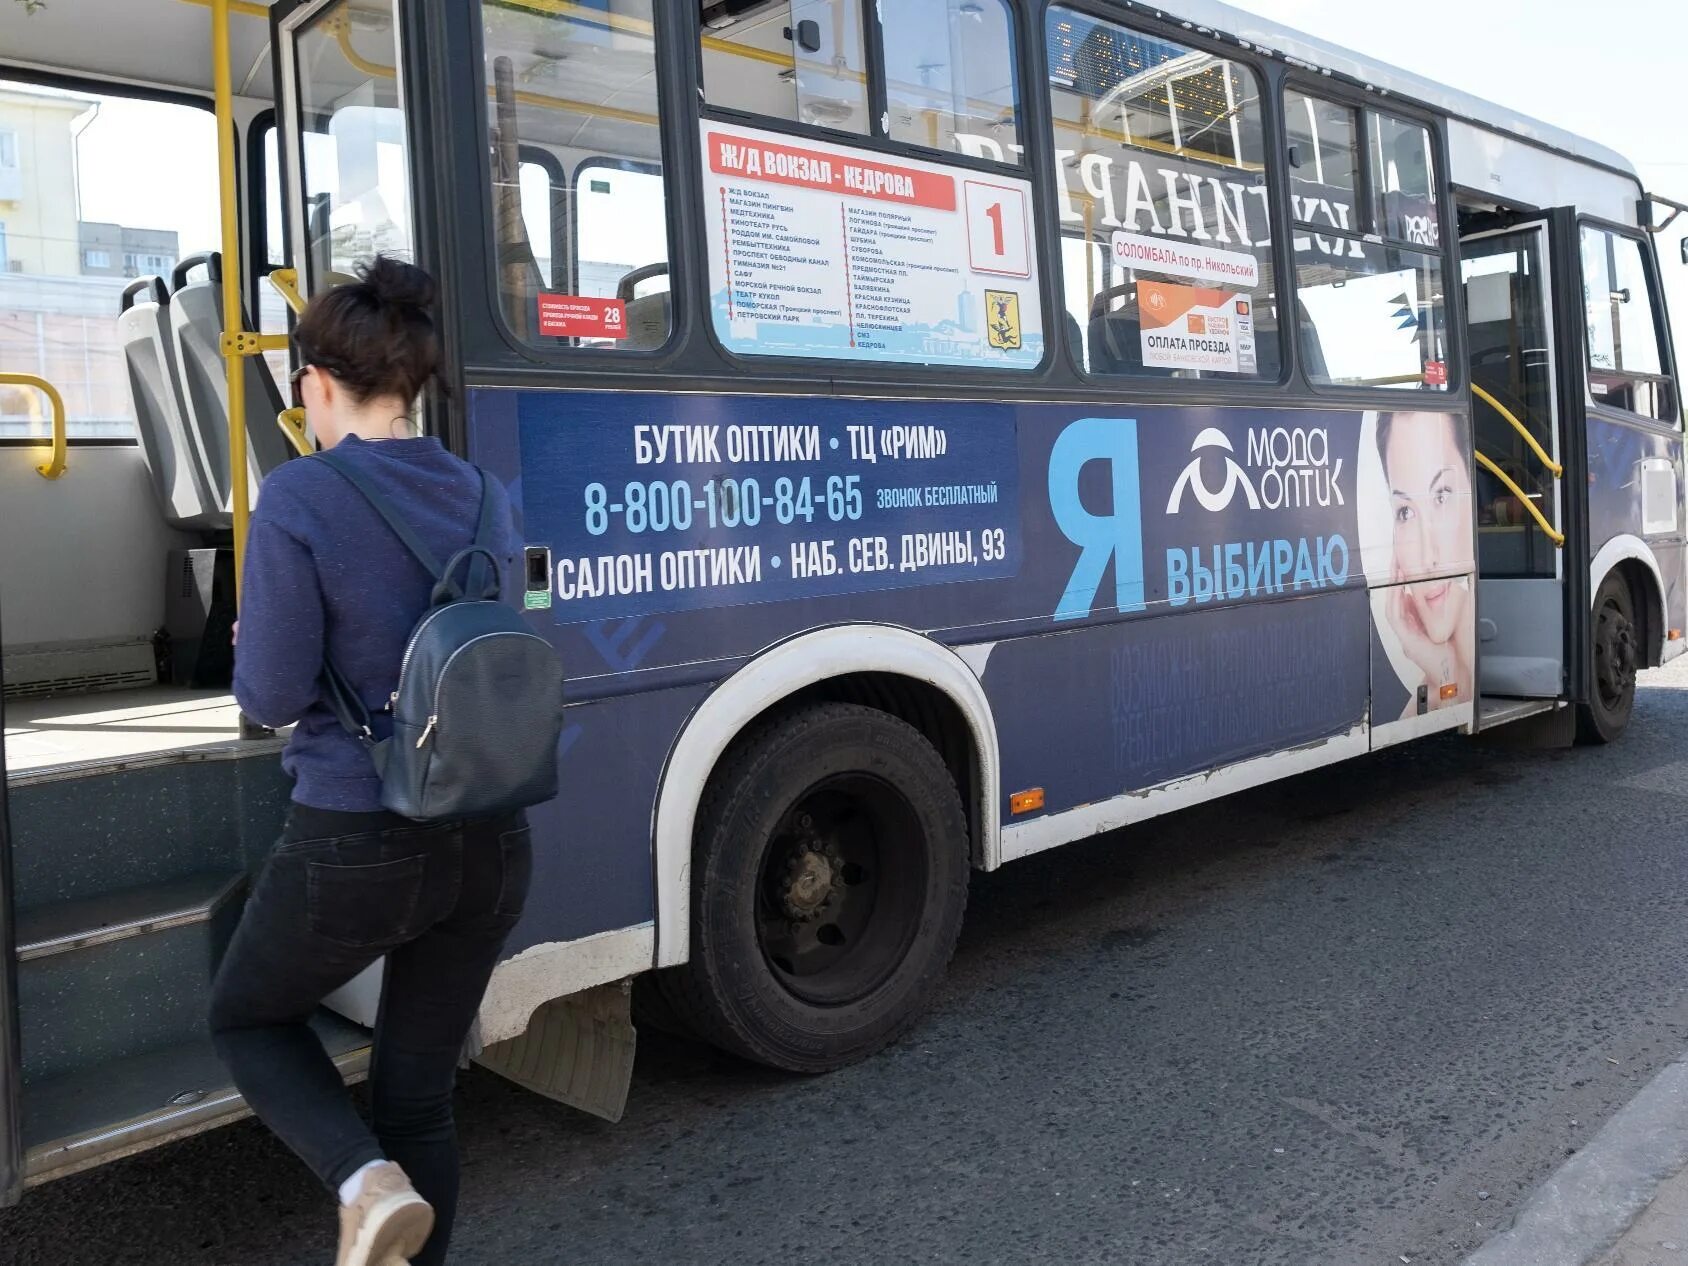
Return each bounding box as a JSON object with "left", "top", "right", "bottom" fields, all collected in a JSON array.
[
  {"left": 658, "top": 703, "right": 969, "bottom": 1072},
  {"left": 1578, "top": 571, "right": 1640, "bottom": 744}
]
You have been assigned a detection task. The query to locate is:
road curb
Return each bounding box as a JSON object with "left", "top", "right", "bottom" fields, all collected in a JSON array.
[{"left": 1464, "top": 1058, "right": 1688, "bottom": 1266}]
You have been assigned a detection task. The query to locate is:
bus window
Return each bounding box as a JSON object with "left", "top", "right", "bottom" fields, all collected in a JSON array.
[
  {"left": 0, "top": 79, "right": 218, "bottom": 440},
  {"left": 1370, "top": 113, "right": 1439, "bottom": 249},
  {"left": 1582, "top": 226, "right": 1677, "bottom": 422},
  {"left": 882, "top": 0, "right": 1021, "bottom": 161},
  {"left": 575, "top": 162, "right": 669, "bottom": 348},
  {"left": 518, "top": 156, "right": 563, "bottom": 293},
  {"left": 1045, "top": 8, "right": 1281, "bottom": 381},
  {"left": 1296, "top": 247, "right": 1448, "bottom": 390},
  {"left": 702, "top": 1, "right": 871, "bottom": 137},
  {"left": 257, "top": 122, "right": 293, "bottom": 389},
  {"left": 293, "top": 0, "right": 412, "bottom": 285},
  {"left": 1285, "top": 91, "right": 1359, "bottom": 226},
  {"left": 480, "top": 0, "right": 671, "bottom": 352},
  {"left": 1288, "top": 92, "right": 1447, "bottom": 391}
]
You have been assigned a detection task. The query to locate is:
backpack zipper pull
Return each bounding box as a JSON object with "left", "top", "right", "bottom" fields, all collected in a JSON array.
[{"left": 415, "top": 715, "right": 438, "bottom": 749}]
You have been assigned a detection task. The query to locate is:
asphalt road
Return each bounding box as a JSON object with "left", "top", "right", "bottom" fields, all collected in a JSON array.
[{"left": 8, "top": 664, "right": 1688, "bottom": 1265}]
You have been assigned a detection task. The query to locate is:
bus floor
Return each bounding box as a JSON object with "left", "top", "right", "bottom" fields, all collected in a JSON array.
[{"left": 2, "top": 686, "right": 256, "bottom": 780}]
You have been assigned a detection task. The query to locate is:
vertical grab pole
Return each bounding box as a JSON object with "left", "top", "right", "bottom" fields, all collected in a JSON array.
[{"left": 213, "top": 0, "right": 251, "bottom": 597}]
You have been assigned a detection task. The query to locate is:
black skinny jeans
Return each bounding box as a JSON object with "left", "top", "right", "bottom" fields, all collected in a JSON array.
[{"left": 209, "top": 805, "right": 532, "bottom": 1266}]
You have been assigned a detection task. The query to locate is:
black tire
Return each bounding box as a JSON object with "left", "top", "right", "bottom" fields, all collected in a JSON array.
[
  {"left": 655, "top": 703, "right": 969, "bottom": 1072},
  {"left": 1578, "top": 571, "right": 1640, "bottom": 744}
]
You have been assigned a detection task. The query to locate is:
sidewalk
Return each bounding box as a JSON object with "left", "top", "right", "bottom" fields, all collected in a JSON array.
[
  {"left": 1593, "top": 1164, "right": 1688, "bottom": 1265},
  {"left": 1465, "top": 1059, "right": 1688, "bottom": 1266}
]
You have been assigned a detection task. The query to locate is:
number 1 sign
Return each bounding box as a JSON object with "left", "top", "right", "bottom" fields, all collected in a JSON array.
[{"left": 964, "top": 180, "right": 1031, "bottom": 279}]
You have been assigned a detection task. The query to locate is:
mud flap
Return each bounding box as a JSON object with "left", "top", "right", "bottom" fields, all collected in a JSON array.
[{"left": 474, "top": 981, "right": 636, "bottom": 1124}]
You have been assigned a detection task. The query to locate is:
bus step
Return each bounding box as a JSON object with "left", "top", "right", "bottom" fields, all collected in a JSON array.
[
  {"left": 16, "top": 869, "right": 246, "bottom": 960},
  {"left": 17, "top": 871, "right": 246, "bottom": 1085},
  {"left": 21, "top": 1011, "right": 370, "bottom": 1188}
]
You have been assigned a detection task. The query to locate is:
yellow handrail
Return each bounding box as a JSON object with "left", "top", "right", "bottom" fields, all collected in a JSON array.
[
  {"left": 176, "top": 0, "right": 267, "bottom": 18},
  {"left": 1476, "top": 451, "right": 1565, "bottom": 547},
  {"left": 268, "top": 268, "right": 306, "bottom": 316},
  {"left": 212, "top": 0, "right": 252, "bottom": 597},
  {"left": 276, "top": 407, "right": 313, "bottom": 457},
  {"left": 1472, "top": 384, "right": 1562, "bottom": 479},
  {"left": 0, "top": 373, "right": 67, "bottom": 480}
]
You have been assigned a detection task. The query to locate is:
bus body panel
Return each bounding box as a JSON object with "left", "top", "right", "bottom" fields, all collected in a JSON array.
[
  {"left": 982, "top": 587, "right": 1371, "bottom": 818},
  {"left": 472, "top": 387, "right": 1479, "bottom": 967},
  {"left": 1585, "top": 411, "right": 1687, "bottom": 649}
]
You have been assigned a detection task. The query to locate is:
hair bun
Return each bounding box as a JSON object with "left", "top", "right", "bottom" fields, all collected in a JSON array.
[{"left": 357, "top": 254, "right": 435, "bottom": 312}]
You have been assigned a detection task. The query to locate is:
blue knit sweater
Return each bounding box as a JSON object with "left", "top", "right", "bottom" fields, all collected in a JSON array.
[{"left": 233, "top": 435, "right": 520, "bottom": 811}]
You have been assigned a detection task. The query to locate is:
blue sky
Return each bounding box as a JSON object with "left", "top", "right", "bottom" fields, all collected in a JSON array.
[{"left": 1248, "top": 0, "right": 1688, "bottom": 347}]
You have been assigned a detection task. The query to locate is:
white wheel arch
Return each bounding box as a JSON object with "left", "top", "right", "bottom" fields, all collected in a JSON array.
[{"left": 649, "top": 625, "right": 1001, "bottom": 969}]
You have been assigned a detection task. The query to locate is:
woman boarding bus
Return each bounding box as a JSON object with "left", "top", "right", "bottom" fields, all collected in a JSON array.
[{"left": 0, "top": 0, "right": 1681, "bottom": 1205}]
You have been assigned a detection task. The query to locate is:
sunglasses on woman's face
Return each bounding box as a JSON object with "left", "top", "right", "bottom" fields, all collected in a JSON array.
[{"left": 289, "top": 364, "right": 313, "bottom": 410}]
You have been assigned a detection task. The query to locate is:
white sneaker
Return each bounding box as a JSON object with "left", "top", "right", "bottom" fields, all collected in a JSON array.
[{"left": 334, "top": 1161, "right": 434, "bottom": 1266}]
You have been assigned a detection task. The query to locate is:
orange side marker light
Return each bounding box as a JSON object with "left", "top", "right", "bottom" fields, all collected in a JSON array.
[
  {"left": 1009, "top": 788, "right": 1045, "bottom": 815},
  {"left": 1669, "top": 628, "right": 1682, "bottom": 641},
  {"left": 1440, "top": 683, "right": 1459, "bottom": 700}
]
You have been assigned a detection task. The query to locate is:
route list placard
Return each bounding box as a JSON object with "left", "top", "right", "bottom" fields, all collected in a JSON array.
[{"left": 701, "top": 122, "right": 1044, "bottom": 370}]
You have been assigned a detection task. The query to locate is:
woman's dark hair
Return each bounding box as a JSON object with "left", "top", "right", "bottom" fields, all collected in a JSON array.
[
  {"left": 1375, "top": 410, "right": 1472, "bottom": 473},
  {"left": 294, "top": 255, "right": 440, "bottom": 405}
]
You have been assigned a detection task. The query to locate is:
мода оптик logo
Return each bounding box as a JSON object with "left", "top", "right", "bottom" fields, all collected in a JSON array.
[{"left": 1165, "top": 427, "right": 1260, "bottom": 514}]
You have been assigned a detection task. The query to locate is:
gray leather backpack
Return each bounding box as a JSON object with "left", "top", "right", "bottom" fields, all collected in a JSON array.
[{"left": 318, "top": 451, "right": 565, "bottom": 821}]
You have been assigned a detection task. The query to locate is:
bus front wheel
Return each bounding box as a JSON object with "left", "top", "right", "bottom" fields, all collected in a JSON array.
[
  {"left": 658, "top": 702, "right": 969, "bottom": 1072},
  {"left": 1578, "top": 571, "right": 1640, "bottom": 744}
]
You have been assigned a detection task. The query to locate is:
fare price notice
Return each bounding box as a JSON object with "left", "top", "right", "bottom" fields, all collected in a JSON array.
[
  {"left": 517, "top": 397, "right": 1022, "bottom": 623},
  {"left": 700, "top": 122, "right": 1045, "bottom": 371}
]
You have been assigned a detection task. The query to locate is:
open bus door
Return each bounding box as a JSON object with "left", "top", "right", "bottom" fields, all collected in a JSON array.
[
  {"left": 1462, "top": 207, "right": 1590, "bottom": 712},
  {"left": 0, "top": 595, "right": 25, "bottom": 1208}
]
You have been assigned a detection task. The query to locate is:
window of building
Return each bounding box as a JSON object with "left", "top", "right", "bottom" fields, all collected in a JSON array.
[
  {"left": 0, "top": 129, "right": 19, "bottom": 202},
  {"left": 1047, "top": 7, "right": 1280, "bottom": 380},
  {"left": 702, "top": 1, "right": 871, "bottom": 136},
  {"left": 1582, "top": 226, "right": 1677, "bottom": 422},
  {"left": 882, "top": 0, "right": 1020, "bottom": 158},
  {"left": 0, "top": 79, "right": 217, "bottom": 441},
  {"left": 480, "top": 0, "right": 671, "bottom": 352},
  {"left": 1288, "top": 91, "right": 1448, "bottom": 391}
]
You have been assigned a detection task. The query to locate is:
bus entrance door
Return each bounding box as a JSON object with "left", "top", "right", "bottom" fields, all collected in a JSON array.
[{"left": 1461, "top": 221, "right": 1571, "bottom": 699}]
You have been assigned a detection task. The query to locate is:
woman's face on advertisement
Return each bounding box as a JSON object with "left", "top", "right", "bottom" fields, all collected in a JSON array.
[{"left": 1386, "top": 412, "right": 1472, "bottom": 644}]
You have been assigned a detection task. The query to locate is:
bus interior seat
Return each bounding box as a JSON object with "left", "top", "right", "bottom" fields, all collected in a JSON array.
[
  {"left": 618, "top": 263, "right": 672, "bottom": 352},
  {"left": 1087, "top": 286, "right": 1174, "bottom": 377},
  {"left": 623, "top": 292, "right": 670, "bottom": 350},
  {"left": 118, "top": 276, "right": 230, "bottom": 532},
  {"left": 168, "top": 252, "right": 291, "bottom": 510}
]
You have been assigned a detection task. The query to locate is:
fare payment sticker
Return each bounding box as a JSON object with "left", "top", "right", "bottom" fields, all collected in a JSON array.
[
  {"left": 538, "top": 294, "right": 628, "bottom": 340},
  {"left": 1138, "top": 282, "right": 1258, "bottom": 374}
]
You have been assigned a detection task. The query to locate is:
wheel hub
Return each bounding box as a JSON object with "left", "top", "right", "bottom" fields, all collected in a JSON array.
[
  {"left": 780, "top": 838, "right": 844, "bottom": 922},
  {"left": 1596, "top": 606, "right": 1637, "bottom": 703}
]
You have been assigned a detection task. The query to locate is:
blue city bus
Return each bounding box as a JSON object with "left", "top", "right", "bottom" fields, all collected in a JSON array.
[{"left": 0, "top": 0, "right": 1684, "bottom": 1202}]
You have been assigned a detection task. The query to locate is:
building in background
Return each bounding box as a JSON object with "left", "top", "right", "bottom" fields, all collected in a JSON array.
[
  {"left": 0, "top": 82, "right": 134, "bottom": 438},
  {"left": 76, "top": 222, "right": 178, "bottom": 278},
  {"left": 0, "top": 82, "right": 93, "bottom": 275}
]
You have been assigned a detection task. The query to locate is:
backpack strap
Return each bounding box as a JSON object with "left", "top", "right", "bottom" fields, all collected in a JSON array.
[
  {"left": 312, "top": 453, "right": 501, "bottom": 743},
  {"left": 322, "top": 655, "right": 376, "bottom": 746},
  {"left": 462, "top": 471, "right": 498, "bottom": 601},
  {"left": 315, "top": 448, "right": 444, "bottom": 580}
]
